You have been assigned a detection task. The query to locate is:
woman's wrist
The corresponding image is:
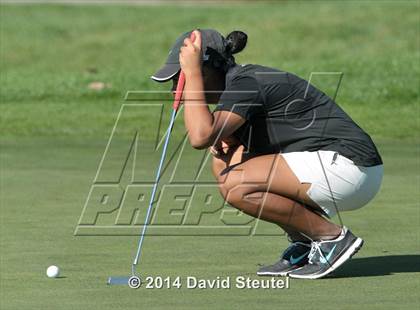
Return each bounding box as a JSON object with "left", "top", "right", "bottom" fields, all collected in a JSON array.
[{"left": 184, "top": 68, "right": 202, "bottom": 80}]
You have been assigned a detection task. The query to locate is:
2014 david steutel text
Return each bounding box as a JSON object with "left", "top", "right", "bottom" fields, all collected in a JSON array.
[{"left": 142, "top": 276, "right": 290, "bottom": 289}]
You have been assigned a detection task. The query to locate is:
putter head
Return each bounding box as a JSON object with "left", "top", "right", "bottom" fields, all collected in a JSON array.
[
  {"left": 107, "top": 276, "right": 130, "bottom": 285},
  {"left": 107, "top": 275, "right": 141, "bottom": 288}
]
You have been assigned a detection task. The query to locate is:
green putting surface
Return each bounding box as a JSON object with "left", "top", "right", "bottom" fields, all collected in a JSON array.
[
  {"left": 1, "top": 2, "right": 419, "bottom": 309},
  {"left": 1, "top": 138, "right": 419, "bottom": 309}
]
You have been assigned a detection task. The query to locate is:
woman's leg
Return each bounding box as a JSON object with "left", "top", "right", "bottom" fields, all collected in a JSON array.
[
  {"left": 227, "top": 190, "right": 339, "bottom": 240},
  {"left": 212, "top": 148, "right": 341, "bottom": 241},
  {"left": 279, "top": 225, "right": 310, "bottom": 242},
  {"left": 212, "top": 147, "right": 310, "bottom": 241}
]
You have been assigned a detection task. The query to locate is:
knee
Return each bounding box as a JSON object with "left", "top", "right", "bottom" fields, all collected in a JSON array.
[
  {"left": 216, "top": 174, "right": 240, "bottom": 204},
  {"left": 213, "top": 160, "right": 255, "bottom": 206},
  {"left": 212, "top": 157, "right": 234, "bottom": 199},
  {"left": 225, "top": 186, "right": 245, "bottom": 206},
  {"left": 220, "top": 181, "right": 253, "bottom": 207},
  {"left": 211, "top": 156, "right": 226, "bottom": 180}
]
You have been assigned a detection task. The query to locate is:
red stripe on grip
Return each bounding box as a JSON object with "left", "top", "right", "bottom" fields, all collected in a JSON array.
[{"left": 173, "top": 31, "right": 197, "bottom": 111}]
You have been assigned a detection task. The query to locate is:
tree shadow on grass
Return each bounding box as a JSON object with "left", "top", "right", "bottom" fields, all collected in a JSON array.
[{"left": 330, "top": 255, "right": 420, "bottom": 278}]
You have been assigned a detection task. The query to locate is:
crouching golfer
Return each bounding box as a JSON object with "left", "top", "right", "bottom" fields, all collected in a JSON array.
[{"left": 151, "top": 29, "right": 383, "bottom": 279}]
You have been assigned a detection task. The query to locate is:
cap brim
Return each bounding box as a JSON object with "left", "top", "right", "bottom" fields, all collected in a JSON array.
[{"left": 151, "top": 63, "right": 180, "bottom": 82}]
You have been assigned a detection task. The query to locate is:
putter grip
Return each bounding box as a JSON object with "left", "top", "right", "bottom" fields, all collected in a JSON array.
[{"left": 173, "top": 31, "right": 197, "bottom": 111}]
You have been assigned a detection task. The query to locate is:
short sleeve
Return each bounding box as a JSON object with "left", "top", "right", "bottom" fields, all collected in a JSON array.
[{"left": 214, "top": 75, "right": 261, "bottom": 121}]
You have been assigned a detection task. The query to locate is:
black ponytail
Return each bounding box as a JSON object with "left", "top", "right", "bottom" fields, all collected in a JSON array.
[
  {"left": 202, "top": 30, "right": 248, "bottom": 73},
  {"left": 225, "top": 31, "right": 248, "bottom": 54}
]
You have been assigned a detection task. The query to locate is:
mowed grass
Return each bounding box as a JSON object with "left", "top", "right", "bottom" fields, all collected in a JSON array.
[
  {"left": 0, "top": 2, "right": 419, "bottom": 310},
  {"left": 1, "top": 138, "right": 419, "bottom": 310},
  {"left": 0, "top": 2, "right": 419, "bottom": 139}
]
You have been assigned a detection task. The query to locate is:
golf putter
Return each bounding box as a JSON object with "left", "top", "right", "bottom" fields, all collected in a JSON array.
[{"left": 108, "top": 31, "right": 197, "bottom": 287}]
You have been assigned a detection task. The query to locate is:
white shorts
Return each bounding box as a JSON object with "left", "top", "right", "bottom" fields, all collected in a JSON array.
[{"left": 282, "top": 150, "right": 383, "bottom": 217}]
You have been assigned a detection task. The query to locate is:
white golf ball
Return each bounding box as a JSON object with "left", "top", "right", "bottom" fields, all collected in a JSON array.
[{"left": 46, "top": 265, "right": 60, "bottom": 278}]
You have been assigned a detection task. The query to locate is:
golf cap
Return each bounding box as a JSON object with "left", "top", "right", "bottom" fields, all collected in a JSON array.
[{"left": 151, "top": 29, "right": 228, "bottom": 82}]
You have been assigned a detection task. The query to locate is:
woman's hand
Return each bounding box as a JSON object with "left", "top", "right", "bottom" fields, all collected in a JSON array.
[
  {"left": 209, "top": 136, "right": 241, "bottom": 158},
  {"left": 179, "top": 30, "right": 202, "bottom": 78},
  {"left": 209, "top": 140, "right": 227, "bottom": 158}
]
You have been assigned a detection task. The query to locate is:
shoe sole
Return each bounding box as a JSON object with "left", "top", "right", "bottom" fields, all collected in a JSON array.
[
  {"left": 288, "top": 237, "right": 364, "bottom": 280},
  {"left": 256, "top": 270, "right": 289, "bottom": 277},
  {"left": 257, "top": 264, "right": 304, "bottom": 277}
]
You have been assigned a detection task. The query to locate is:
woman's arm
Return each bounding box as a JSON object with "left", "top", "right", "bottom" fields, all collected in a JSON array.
[{"left": 179, "top": 30, "right": 245, "bottom": 149}]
